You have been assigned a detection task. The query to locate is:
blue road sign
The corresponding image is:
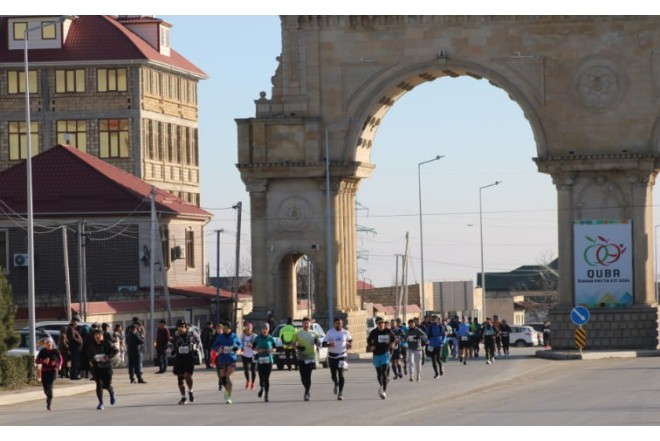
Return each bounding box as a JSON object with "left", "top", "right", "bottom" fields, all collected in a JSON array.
[{"left": 571, "top": 306, "right": 590, "bottom": 326}]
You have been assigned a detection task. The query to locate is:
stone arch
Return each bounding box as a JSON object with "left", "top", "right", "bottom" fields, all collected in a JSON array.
[
  {"left": 343, "top": 59, "right": 548, "bottom": 164},
  {"left": 239, "top": 16, "right": 660, "bottom": 350},
  {"left": 269, "top": 249, "right": 320, "bottom": 322}
]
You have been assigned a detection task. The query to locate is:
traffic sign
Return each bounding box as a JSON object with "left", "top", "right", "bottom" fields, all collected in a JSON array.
[
  {"left": 571, "top": 306, "right": 590, "bottom": 326},
  {"left": 575, "top": 327, "right": 586, "bottom": 349}
]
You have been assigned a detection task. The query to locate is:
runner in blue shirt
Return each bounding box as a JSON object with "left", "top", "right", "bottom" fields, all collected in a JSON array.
[{"left": 212, "top": 322, "right": 242, "bottom": 404}]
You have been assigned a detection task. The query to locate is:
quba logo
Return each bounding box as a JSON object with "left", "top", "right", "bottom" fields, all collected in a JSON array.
[{"left": 583, "top": 235, "right": 626, "bottom": 267}]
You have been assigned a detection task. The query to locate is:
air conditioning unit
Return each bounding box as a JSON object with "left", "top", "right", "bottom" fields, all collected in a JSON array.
[{"left": 13, "top": 253, "right": 29, "bottom": 267}]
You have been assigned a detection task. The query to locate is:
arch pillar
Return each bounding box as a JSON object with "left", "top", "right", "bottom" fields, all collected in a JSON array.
[{"left": 537, "top": 154, "right": 660, "bottom": 349}]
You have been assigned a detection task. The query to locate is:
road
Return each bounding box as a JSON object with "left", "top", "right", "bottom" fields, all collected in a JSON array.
[{"left": 1, "top": 348, "right": 659, "bottom": 427}]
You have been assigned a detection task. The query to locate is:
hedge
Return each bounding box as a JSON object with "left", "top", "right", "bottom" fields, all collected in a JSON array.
[{"left": 0, "top": 355, "right": 37, "bottom": 389}]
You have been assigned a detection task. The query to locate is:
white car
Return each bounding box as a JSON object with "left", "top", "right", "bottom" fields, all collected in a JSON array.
[
  {"left": 7, "top": 329, "right": 59, "bottom": 357},
  {"left": 509, "top": 325, "right": 539, "bottom": 347}
]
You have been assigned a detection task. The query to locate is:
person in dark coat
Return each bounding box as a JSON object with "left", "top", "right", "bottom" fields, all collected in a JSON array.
[
  {"left": 125, "top": 317, "right": 147, "bottom": 383},
  {"left": 65, "top": 317, "right": 83, "bottom": 380},
  {"left": 155, "top": 319, "right": 171, "bottom": 373},
  {"left": 200, "top": 321, "right": 215, "bottom": 369}
]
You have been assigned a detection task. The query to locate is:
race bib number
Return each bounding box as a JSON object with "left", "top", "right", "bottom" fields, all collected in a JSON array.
[
  {"left": 94, "top": 354, "right": 105, "bottom": 362},
  {"left": 377, "top": 335, "right": 390, "bottom": 343},
  {"left": 461, "top": 336, "right": 468, "bottom": 341},
  {"left": 222, "top": 346, "right": 233, "bottom": 354},
  {"left": 304, "top": 359, "right": 316, "bottom": 364},
  {"left": 179, "top": 346, "right": 189, "bottom": 354},
  {"left": 407, "top": 336, "right": 416, "bottom": 342},
  {"left": 258, "top": 356, "right": 270, "bottom": 364}
]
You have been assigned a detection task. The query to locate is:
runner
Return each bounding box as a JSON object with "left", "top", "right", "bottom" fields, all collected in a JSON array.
[
  {"left": 34, "top": 337, "right": 62, "bottom": 410},
  {"left": 87, "top": 329, "right": 119, "bottom": 410},
  {"left": 389, "top": 319, "right": 405, "bottom": 380},
  {"left": 481, "top": 317, "right": 497, "bottom": 365},
  {"left": 500, "top": 319, "right": 512, "bottom": 357},
  {"left": 213, "top": 322, "right": 223, "bottom": 390},
  {"left": 278, "top": 317, "right": 297, "bottom": 371},
  {"left": 212, "top": 321, "right": 242, "bottom": 404},
  {"left": 252, "top": 323, "right": 277, "bottom": 402},
  {"left": 322, "top": 318, "right": 353, "bottom": 400},
  {"left": 172, "top": 320, "right": 201, "bottom": 405},
  {"left": 426, "top": 315, "right": 447, "bottom": 378},
  {"left": 404, "top": 319, "right": 428, "bottom": 382},
  {"left": 290, "top": 317, "right": 321, "bottom": 401},
  {"left": 367, "top": 317, "right": 395, "bottom": 399},
  {"left": 396, "top": 318, "right": 409, "bottom": 376},
  {"left": 241, "top": 322, "right": 257, "bottom": 390},
  {"left": 456, "top": 316, "right": 472, "bottom": 365},
  {"left": 493, "top": 315, "right": 503, "bottom": 358}
]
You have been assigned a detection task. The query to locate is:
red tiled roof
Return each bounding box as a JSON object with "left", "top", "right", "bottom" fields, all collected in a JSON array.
[
  {"left": 0, "top": 145, "right": 211, "bottom": 219},
  {"left": 170, "top": 286, "right": 251, "bottom": 301},
  {"left": 14, "top": 297, "right": 211, "bottom": 319},
  {"left": 0, "top": 15, "right": 206, "bottom": 78}
]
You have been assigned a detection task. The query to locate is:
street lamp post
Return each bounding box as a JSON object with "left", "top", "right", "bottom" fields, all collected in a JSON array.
[
  {"left": 324, "top": 118, "right": 352, "bottom": 326},
  {"left": 418, "top": 155, "right": 444, "bottom": 318},
  {"left": 479, "top": 181, "right": 502, "bottom": 320},
  {"left": 24, "top": 16, "right": 75, "bottom": 357},
  {"left": 215, "top": 229, "right": 224, "bottom": 324}
]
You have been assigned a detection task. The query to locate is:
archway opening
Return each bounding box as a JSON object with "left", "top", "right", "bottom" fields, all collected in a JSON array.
[{"left": 355, "top": 75, "right": 558, "bottom": 320}]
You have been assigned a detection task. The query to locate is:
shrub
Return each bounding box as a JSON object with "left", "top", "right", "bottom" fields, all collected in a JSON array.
[
  {"left": 0, "top": 355, "right": 37, "bottom": 389},
  {"left": 0, "top": 273, "right": 18, "bottom": 354}
]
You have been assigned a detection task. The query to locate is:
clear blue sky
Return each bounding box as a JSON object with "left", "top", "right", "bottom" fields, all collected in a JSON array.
[{"left": 162, "top": 15, "right": 565, "bottom": 288}]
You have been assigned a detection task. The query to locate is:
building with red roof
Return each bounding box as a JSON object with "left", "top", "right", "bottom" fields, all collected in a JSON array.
[
  {"left": 0, "top": 144, "right": 212, "bottom": 316},
  {"left": 0, "top": 15, "right": 207, "bottom": 206}
]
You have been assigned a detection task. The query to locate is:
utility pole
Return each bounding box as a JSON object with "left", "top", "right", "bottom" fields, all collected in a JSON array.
[
  {"left": 216, "top": 229, "right": 224, "bottom": 324},
  {"left": 148, "top": 186, "right": 156, "bottom": 362},
  {"left": 62, "top": 226, "right": 72, "bottom": 323},
  {"left": 402, "top": 232, "right": 410, "bottom": 322},
  {"left": 232, "top": 202, "right": 242, "bottom": 329}
]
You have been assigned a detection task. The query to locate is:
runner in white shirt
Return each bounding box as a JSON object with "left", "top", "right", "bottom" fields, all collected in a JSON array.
[{"left": 322, "top": 318, "right": 352, "bottom": 401}]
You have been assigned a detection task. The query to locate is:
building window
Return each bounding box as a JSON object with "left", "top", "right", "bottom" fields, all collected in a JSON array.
[
  {"left": 41, "top": 21, "right": 56, "bottom": 40},
  {"left": 144, "top": 119, "right": 154, "bottom": 159},
  {"left": 152, "top": 71, "right": 160, "bottom": 96},
  {"left": 9, "top": 121, "right": 39, "bottom": 160},
  {"left": 8, "top": 71, "right": 37, "bottom": 94},
  {"left": 13, "top": 22, "right": 27, "bottom": 40},
  {"left": 160, "top": 226, "right": 170, "bottom": 269},
  {"left": 99, "top": 119, "right": 129, "bottom": 158},
  {"left": 185, "top": 229, "right": 195, "bottom": 269},
  {"left": 97, "top": 68, "right": 127, "bottom": 92},
  {"left": 57, "top": 120, "right": 87, "bottom": 152},
  {"left": 0, "top": 230, "right": 6, "bottom": 273},
  {"left": 56, "top": 69, "right": 85, "bottom": 93},
  {"left": 160, "top": 27, "right": 170, "bottom": 48}
]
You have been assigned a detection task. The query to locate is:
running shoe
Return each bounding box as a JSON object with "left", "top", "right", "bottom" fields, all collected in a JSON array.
[
  {"left": 97, "top": 403, "right": 105, "bottom": 410},
  {"left": 304, "top": 392, "right": 310, "bottom": 401},
  {"left": 258, "top": 388, "right": 264, "bottom": 398},
  {"left": 188, "top": 391, "right": 194, "bottom": 403},
  {"left": 110, "top": 393, "right": 116, "bottom": 406},
  {"left": 245, "top": 381, "right": 250, "bottom": 389},
  {"left": 250, "top": 382, "right": 256, "bottom": 390},
  {"left": 337, "top": 394, "right": 344, "bottom": 401},
  {"left": 178, "top": 397, "right": 187, "bottom": 405},
  {"left": 333, "top": 384, "right": 338, "bottom": 395}
]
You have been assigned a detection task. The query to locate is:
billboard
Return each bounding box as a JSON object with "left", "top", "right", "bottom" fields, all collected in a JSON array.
[{"left": 573, "top": 220, "right": 633, "bottom": 307}]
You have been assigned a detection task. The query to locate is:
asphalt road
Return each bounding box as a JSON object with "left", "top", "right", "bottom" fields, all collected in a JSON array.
[{"left": 1, "top": 348, "right": 659, "bottom": 427}]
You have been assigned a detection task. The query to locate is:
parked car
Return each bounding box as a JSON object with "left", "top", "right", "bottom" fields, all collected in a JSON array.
[
  {"left": 23, "top": 320, "right": 92, "bottom": 333},
  {"left": 524, "top": 323, "right": 544, "bottom": 344},
  {"left": 509, "top": 325, "right": 539, "bottom": 347},
  {"left": 271, "top": 321, "right": 328, "bottom": 369},
  {"left": 164, "top": 325, "right": 204, "bottom": 366},
  {"left": 7, "top": 329, "right": 59, "bottom": 357}
]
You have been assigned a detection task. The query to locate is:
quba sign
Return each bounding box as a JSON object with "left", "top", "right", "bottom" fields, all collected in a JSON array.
[{"left": 573, "top": 220, "right": 633, "bottom": 307}]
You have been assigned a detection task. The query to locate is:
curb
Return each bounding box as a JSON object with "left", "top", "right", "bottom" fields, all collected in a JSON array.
[{"left": 534, "top": 349, "right": 660, "bottom": 360}]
